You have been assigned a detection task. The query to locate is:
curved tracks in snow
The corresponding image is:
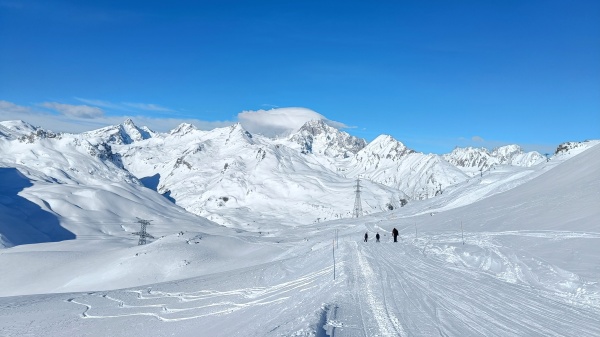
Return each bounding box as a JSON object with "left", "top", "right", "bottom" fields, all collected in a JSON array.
[{"left": 67, "top": 265, "right": 332, "bottom": 323}]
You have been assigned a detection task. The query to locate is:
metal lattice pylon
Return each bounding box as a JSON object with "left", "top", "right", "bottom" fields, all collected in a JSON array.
[
  {"left": 352, "top": 177, "right": 363, "bottom": 218},
  {"left": 132, "top": 218, "right": 154, "bottom": 245}
]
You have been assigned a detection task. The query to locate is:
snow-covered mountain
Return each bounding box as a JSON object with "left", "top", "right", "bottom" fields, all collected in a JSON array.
[
  {"left": 287, "top": 119, "right": 366, "bottom": 158},
  {"left": 339, "top": 135, "right": 467, "bottom": 199},
  {"left": 116, "top": 122, "right": 406, "bottom": 228},
  {"left": 444, "top": 145, "right": 545, "bottom": 176},
  {"left": 3, "top": 118, "right": 586, "bottom": 234},
  {"left": 0, "top": 120, "right": 216, "bottom": 249},
  {"left": 82, "top": 118, "right": 156, "bottom": 145},
  {"left": 0, "top": 120, "right": 40, "bottom": 137}
]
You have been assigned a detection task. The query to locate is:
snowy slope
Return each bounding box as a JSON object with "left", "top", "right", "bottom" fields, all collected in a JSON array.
[
  {"left": 0, "top": 120, "right": 216, "bottom": 249},
  {"left": 0, "top": 142, "right": 599, "bottom": 336}
]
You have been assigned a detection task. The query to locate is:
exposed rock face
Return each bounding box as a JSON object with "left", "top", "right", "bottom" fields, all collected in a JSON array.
[
  {"left": 555, "top": 141, "right": 595, "bottom": 155},
  {"left": 444, "top": 145, "right": 545, "bottom": 173},
  {"left": 82, "top": 118, "right": 156, "bottom": 145},
  {"left": 288, "top": 120, "right": 367, "bottom": 158}
]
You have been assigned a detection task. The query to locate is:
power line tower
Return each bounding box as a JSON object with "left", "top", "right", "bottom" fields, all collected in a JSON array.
[
  {"left": 132, "top": 218, "right": 154, "bottom": 245},
  {"left": 352, "top": 177, "right": 363, "bottom": 218}
]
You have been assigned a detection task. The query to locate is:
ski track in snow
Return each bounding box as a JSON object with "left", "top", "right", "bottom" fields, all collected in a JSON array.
[
  {"left": 67, "top": 266, "right": 332, "bottom": 323},
  {"left": 334, "top": 239, "right": 600, "bottom": 336},
  {"left": 475, "top": 230, "right": 600, "bottom": 240},
  {"left": 56, "top": 231, "right": 600, "bottom": 336},
  {"left": 407, "top": 230, "right": 600, "bottom": 307},
  {"left": 355, "top": 242, "right": 407, "bottom": 337}
]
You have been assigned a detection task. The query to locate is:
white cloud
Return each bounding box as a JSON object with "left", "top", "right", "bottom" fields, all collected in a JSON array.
[
  {"left": 260, "top": 104, "right": 280, "bottom": 108},
  {"left": 0, "top": 100, "right": 232, "bottom": 134},
  {"left": 74, "top": 98, "right": 125, "bottom": 110},
  {"left": 0, "top": 100, "right": 37, "bottom": 115},
  {"left": 238, "top": 107, "right": 347, "bottom": 137},
  {"left": 75, "top": 98, "right": 175, "bottom": 113},
  {"left": 472, "top": 135, "right": 485, "bottom": 142},
  {"left": 41, "top": 102, "right": 104, "bottom": 119},
  {"left": 119, "top": 116, "right": 232, "bottom": 133},
  {"left": 122, "top": 103, "right": 174, "bottom": 112},
  {"left": 1, "top": 101, "right": 346, "bottom": 139}
]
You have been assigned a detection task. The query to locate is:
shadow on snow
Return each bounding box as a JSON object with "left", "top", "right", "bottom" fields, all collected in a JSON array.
[
  {"left": 140, "top": 173, "right": 176, "bottom": 203},
  {"left": 0, "top": 167, "right": 75, "bottom": 247}
]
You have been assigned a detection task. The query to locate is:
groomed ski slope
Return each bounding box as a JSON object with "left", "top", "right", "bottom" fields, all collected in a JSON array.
[
  {"left": 1, "top": 143, "right": 599, "bottom": 336},
  {"left": 1, "top": 232, "right": 598, "bottom": 337},
  {"left": 331, "top": 239, "right": 599, "bottom": 336}
]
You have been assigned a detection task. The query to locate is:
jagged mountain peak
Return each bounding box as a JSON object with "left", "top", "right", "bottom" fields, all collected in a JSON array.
[
  {"left": 491, "top": 144, "right": 523, "bottom": 157},
  {"left": 229, "top": 122, "right": 247, "bottom": 133},
  {"left": 289, "top": 119, "right": 366, "bottom": 158},
  {"left": 443, "top": 147, "right": 492, "bottom": 172},
  {"left": 123, "top": 118, "right": 135, "bottom": 126},
  {"left": 445, "top": 145, "right": 544, "bottom": 173},
  {"left": 226, "top": 123, "right": 254, "bottom": 142},
  {"left": 297, "top": 119, "right": 336, "bottom": 135},
  {"left": 448, "top": 146, "right": 489, "bottom": 155},
  {"left": 81, "top": 119, "right": 154, "bottom": 145},
  {"left": 371, "top": 134, "right": 395, "bottom": 143},
  {"left": 121, "top": 119, "right": 154, "bottom": 140},
  {"left": 369, "top": 134, "right": 404, "bottom": 148},
  {"left": 359, "top": 134, "right": 414, "bottom": 160},
  {"left": 169, "top": 123, "right": 198, "bottom": 136}
]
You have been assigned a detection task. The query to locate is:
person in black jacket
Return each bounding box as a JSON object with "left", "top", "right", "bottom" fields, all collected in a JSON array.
[
  {"left": 376, "top": 232, "right": 380, "bottom": 242},
  {"left": 364, "top": 232, "right": 368, "bottom": 242},
  {"left": 392, "top": 228, "right": 399, "bottom": 242}
]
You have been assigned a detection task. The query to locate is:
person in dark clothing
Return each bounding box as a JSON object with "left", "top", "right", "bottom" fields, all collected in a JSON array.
[
  {"left": 376, "top": 232, "right": 380, "bottom": 242},
  {"left": 364, "top": 232, "right": 368, "bottom": 242},
  {"left": 392, "top": 228, "right": 399, "bottom": 242}
]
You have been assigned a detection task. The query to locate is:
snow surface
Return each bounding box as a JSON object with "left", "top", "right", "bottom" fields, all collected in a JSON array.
[{"left": 1, "top": 119, "right": 599, "bottom": 336}]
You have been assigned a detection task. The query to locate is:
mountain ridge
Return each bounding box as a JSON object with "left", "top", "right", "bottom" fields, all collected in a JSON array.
[{"left": 2, "top": 118, "right": 597, "bottom": 234}]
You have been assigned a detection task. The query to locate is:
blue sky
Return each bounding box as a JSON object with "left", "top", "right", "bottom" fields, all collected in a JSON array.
[{"left": 1, "top": 0, "right": 599, "bottom": 154}]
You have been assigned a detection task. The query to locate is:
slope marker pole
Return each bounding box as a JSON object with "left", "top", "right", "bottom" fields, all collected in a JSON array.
[
  {"left": 415, "top": 222, "right": 417, "bottom": 241},
  {"left": 352, "top": 178, "right": 363, "bottom": 218},
  {"left": 333, "top": 238, "right": 336, "bottom": 281}
]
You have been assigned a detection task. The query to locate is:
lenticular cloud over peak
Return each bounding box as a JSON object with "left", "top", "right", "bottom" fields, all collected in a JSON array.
[{"left": 238, "top": 107, "right": 343, "bottom": 137}]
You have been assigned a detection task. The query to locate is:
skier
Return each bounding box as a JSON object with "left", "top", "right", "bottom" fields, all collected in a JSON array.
[
  {"left": 364, "top": 232, "right": 368, "bottom": 242},
  {"left": 376, "top": 232, "right": 380, "bottom": 242},
  {"left": 392, "top": 228, "right": 399, "bottom": 242}
]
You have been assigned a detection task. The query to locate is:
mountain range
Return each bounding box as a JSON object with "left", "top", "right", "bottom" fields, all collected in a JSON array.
[{"left": 0, "top": 118, "right": 593, "bottom": 246}]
